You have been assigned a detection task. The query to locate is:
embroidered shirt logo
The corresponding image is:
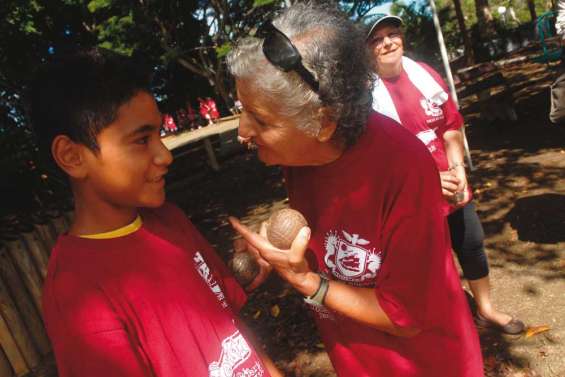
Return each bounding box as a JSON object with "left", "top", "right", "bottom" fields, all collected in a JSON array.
[
  {"left": 209, "top": 330, "right": 261, "bottom": 377},
  {"left": 194, "top": 251, "right": 228, "bottom": 308},
  {"left": 420, "top": 97, "right": 443, "bottom": 117},
  {"left": 324, "top": 230, "right": 382, "bottom": 284}
]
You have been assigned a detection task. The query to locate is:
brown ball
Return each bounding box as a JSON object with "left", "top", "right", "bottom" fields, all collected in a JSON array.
[
  {"left": 266, "top": 208, "right": 308, "bottom": 249},
  {"left": 230, "top": 251, "right": 260, "bottom": 287}
]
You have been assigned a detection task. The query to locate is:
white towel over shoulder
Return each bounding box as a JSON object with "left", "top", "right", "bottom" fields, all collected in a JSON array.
[{"left": 372, "top": 57, "right": 448, "bottom": 124}]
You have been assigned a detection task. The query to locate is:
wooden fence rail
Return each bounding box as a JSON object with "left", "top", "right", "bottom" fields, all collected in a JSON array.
[{"left": 0, "top": 209, "right": 72, "bottom": 377}]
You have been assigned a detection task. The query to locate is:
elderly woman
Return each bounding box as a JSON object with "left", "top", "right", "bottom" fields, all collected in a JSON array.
[
  {"left": 366, "top": 14, "right": 525, "bottom": 335},
  {"left": 227, "top": 3, "right": 483, "bottom": 376}
]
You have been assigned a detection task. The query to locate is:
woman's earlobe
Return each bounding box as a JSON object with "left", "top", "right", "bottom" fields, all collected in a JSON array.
[
  {"left": 317, "top": 108, "right": 337, "bottom": 142},
  {"left": 51, "top": 135, "right": 88, "bottom": 178},
  {"left": 317, "top": 123, "right": 337, "bottom": 142}
]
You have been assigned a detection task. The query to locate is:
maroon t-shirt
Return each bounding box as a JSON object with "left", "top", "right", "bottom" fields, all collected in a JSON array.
[
  {"left": 285, "top": 112, "right": 483, "bottom": 377},
  {"left": 42, "top": 203, "right": 269, "bottom": 377},
  {"left": 380, "top": 62, "right": 472, "bottom": 214}
]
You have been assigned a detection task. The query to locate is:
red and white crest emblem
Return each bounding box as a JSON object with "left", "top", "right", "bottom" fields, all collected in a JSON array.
[{"left": 324, "top": 230, "right": 382, "bottom": 284}]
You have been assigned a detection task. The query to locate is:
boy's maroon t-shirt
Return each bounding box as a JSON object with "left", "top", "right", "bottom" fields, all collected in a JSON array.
[
  {"left": 42, "top": 203, "right": 269, "bottom": 377},
  {"left": 284, "top": 112, "right": 483, "bottom": 377}
]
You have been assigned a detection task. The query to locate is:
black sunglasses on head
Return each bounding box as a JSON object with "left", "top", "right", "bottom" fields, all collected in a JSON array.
[{"left": 256, "top": 21, "right": 320, "bottom": 93}]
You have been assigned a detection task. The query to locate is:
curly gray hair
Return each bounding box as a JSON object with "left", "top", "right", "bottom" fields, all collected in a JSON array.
[{"left": 226, "top": 2, "right": 373, "bottom": 147}]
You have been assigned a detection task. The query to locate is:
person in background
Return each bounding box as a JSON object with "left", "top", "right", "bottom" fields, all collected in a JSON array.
[
  {"left": 198, "top": 96, "right": 215, "bottom": 126},
  {"left": 207, "top": 97, "right": 220, "bottom": 122},
  {"left": 163, "top": 113, "right": 178, "bottom": 134},
  {"left": 227, "top": 3, "right": 484, "bottom": 376},
  {"left": 550, "top": 3, "right": 565, "bottom": 125},
  {"left": 555, "top": 0, "right": 565, "bottom": 40},
  {"left": 186, "top": 101, "right": 198, "bottom": 130},
  {"left": 366, "top": 14, "right": 525, "bottom": 334}
]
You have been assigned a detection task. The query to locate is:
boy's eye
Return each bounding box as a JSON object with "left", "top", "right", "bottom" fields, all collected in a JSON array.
[{"left": 135, "top": 136, "right": 150, "bottom": 145}]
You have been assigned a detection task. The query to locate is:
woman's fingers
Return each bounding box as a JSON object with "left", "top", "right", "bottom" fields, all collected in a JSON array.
[
  {"left": 245, "top": 264, "right": 271, "bottom": 292},
  {"left": 259, "top": 221, "right": 268, "bottom": 238},
  {"left": 288, "top": 227, "right": 311, "bottom": 266},
  {"left": 229, "top": 216, "right": 289, "bottom": 266},
  {"left": 440, "top": 172, "right": 459, "bottom": 194}
]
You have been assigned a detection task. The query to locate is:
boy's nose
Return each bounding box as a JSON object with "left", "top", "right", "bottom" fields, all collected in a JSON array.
[{"left": 155, "top": 141, "right": 174, "bottom": 167}]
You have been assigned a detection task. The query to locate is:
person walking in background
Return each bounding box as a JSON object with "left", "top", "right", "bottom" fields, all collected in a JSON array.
[
  {"left": 186, "top": 101, "right": 198, "bottom": 130},
  {"left": 555, "top": 0, "right": 565, "bottom": 40},
  {"left": 163, "top": 113, "right": 177, "bottom": 134},
  {"left": 198, "top": 96, "right": 213, "bottom": 126},
  {"left": 207, "top": 97, "right": 220, "bottom": 122},
  {"left": 550, "top": 2, "right": 565, "bottom": 124},
  {"left": 366, "top": 14, "right": 525, "bottom": 334}
]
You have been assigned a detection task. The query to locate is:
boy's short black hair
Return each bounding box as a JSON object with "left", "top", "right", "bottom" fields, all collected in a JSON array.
[{"left": 30, "top": 48, "right": 152, "bottom": 154}]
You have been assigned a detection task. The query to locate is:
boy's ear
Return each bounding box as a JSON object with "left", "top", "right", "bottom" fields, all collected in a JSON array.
[
  {"left": 51, "top": 135, "right": 88, "bottom": 179},
  {"left": 316, "top": 107, "right": 337, "bottom": 143}
]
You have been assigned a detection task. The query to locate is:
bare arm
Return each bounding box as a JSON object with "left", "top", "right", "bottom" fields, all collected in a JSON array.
[
  {"left": 229, "top": 217, "right": 420, "bottom": 338},
  {"left": 443, "top": 129, "right": 470, "bottom": 206}
]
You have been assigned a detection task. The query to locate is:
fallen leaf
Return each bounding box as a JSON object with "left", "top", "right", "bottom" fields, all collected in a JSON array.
[
  {"left": 270, "top": 304, "right": 280, "bottom": 318},
  {"left": 525, "top": 325, "right": 550, "bottom": 338}
]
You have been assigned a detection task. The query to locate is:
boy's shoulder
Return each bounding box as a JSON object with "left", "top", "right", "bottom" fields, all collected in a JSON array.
[
  {"left": 142, "top": 201, "right": 184, "bottom": 219},
  {"left": 141, "top": 202, "right": 193, "bottom": 230}
]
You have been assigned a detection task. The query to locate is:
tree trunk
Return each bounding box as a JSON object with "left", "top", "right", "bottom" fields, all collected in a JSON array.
[
  {"left": 213, "top": 69, "right": 233, "bottom": 112},
  {"left": 453, "top": 0, "right": 475, "bottom": 65},
  {"left": 475, "top": 0, "right": 494, "bottom": 38},
  {"left": 527, "top": 0, "right": 537, "bottom": 21}
]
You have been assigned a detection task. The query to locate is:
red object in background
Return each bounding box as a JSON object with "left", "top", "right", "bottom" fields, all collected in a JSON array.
[
  {"left": 163, "top": 114, "right": 178, "bottom": 133},
  {"left": 207, "top": 98, "right": 220, "bottom": 120},
  {"left": 187, "top": 103, "right": 196, "bottom": 122},
  {"left": 198, "top": 97, "right": 211, "bottom": 121}
]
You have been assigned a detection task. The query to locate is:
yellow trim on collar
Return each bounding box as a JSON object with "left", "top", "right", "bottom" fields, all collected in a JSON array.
[{"left": 79, "top": 215, "right": 143, "bottom": 239}]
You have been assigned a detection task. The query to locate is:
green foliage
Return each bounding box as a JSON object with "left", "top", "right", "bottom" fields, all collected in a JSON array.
[
  {"left": 392, "top": 0, "right": 553, "bottom": 64},
  {"left": 215, "top": 42, "right": 232, "bottom": 59},
  {"left": 253, "top": 0, "right": 277, "bottom": 7},
  {"left": 0, "top": 0, "right": 489, "bottom": 217},
  {"left": 87, "top": 0, "right": 112, "bottom": 13},
  {"left": 95, "top": 13, "right": 135, "bottom": 56},
  {"left": 391, "top": 1, "right": 443, "bottom": 65}
]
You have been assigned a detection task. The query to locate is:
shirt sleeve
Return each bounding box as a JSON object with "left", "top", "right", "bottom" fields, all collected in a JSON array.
[
  {"left": 375, "top": 143, "right": 453, "bottom": 329},
  {"left": 45, "top": 282, "right": 152, "bottom": 377},
  {"left": 56, "top": 330, "right": 152, "bottom": 377},
  {"left": 419, "top": 62, "right": 464, "bottom": 134}
]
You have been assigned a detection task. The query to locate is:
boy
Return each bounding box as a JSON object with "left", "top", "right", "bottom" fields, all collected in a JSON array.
[{"left": 31, "top": 49, "right": 279, "bottom": 377}]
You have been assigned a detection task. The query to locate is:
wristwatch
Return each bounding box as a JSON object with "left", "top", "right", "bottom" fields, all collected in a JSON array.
[{"left": 304, "top": 274, "right": 329, "bottom": 306}]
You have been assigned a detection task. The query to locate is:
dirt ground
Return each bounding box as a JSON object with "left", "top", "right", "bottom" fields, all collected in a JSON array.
[{"left": 165, "top": 56, "right": 565, "bottom": 377}]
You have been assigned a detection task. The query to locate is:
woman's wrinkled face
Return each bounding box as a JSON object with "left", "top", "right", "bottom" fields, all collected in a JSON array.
[
  {"left": 236, "top": 79, "right": 323, "bottom": 166},
  {"left": 368, "top": 24, "right": 404, "bottom": 70}
]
